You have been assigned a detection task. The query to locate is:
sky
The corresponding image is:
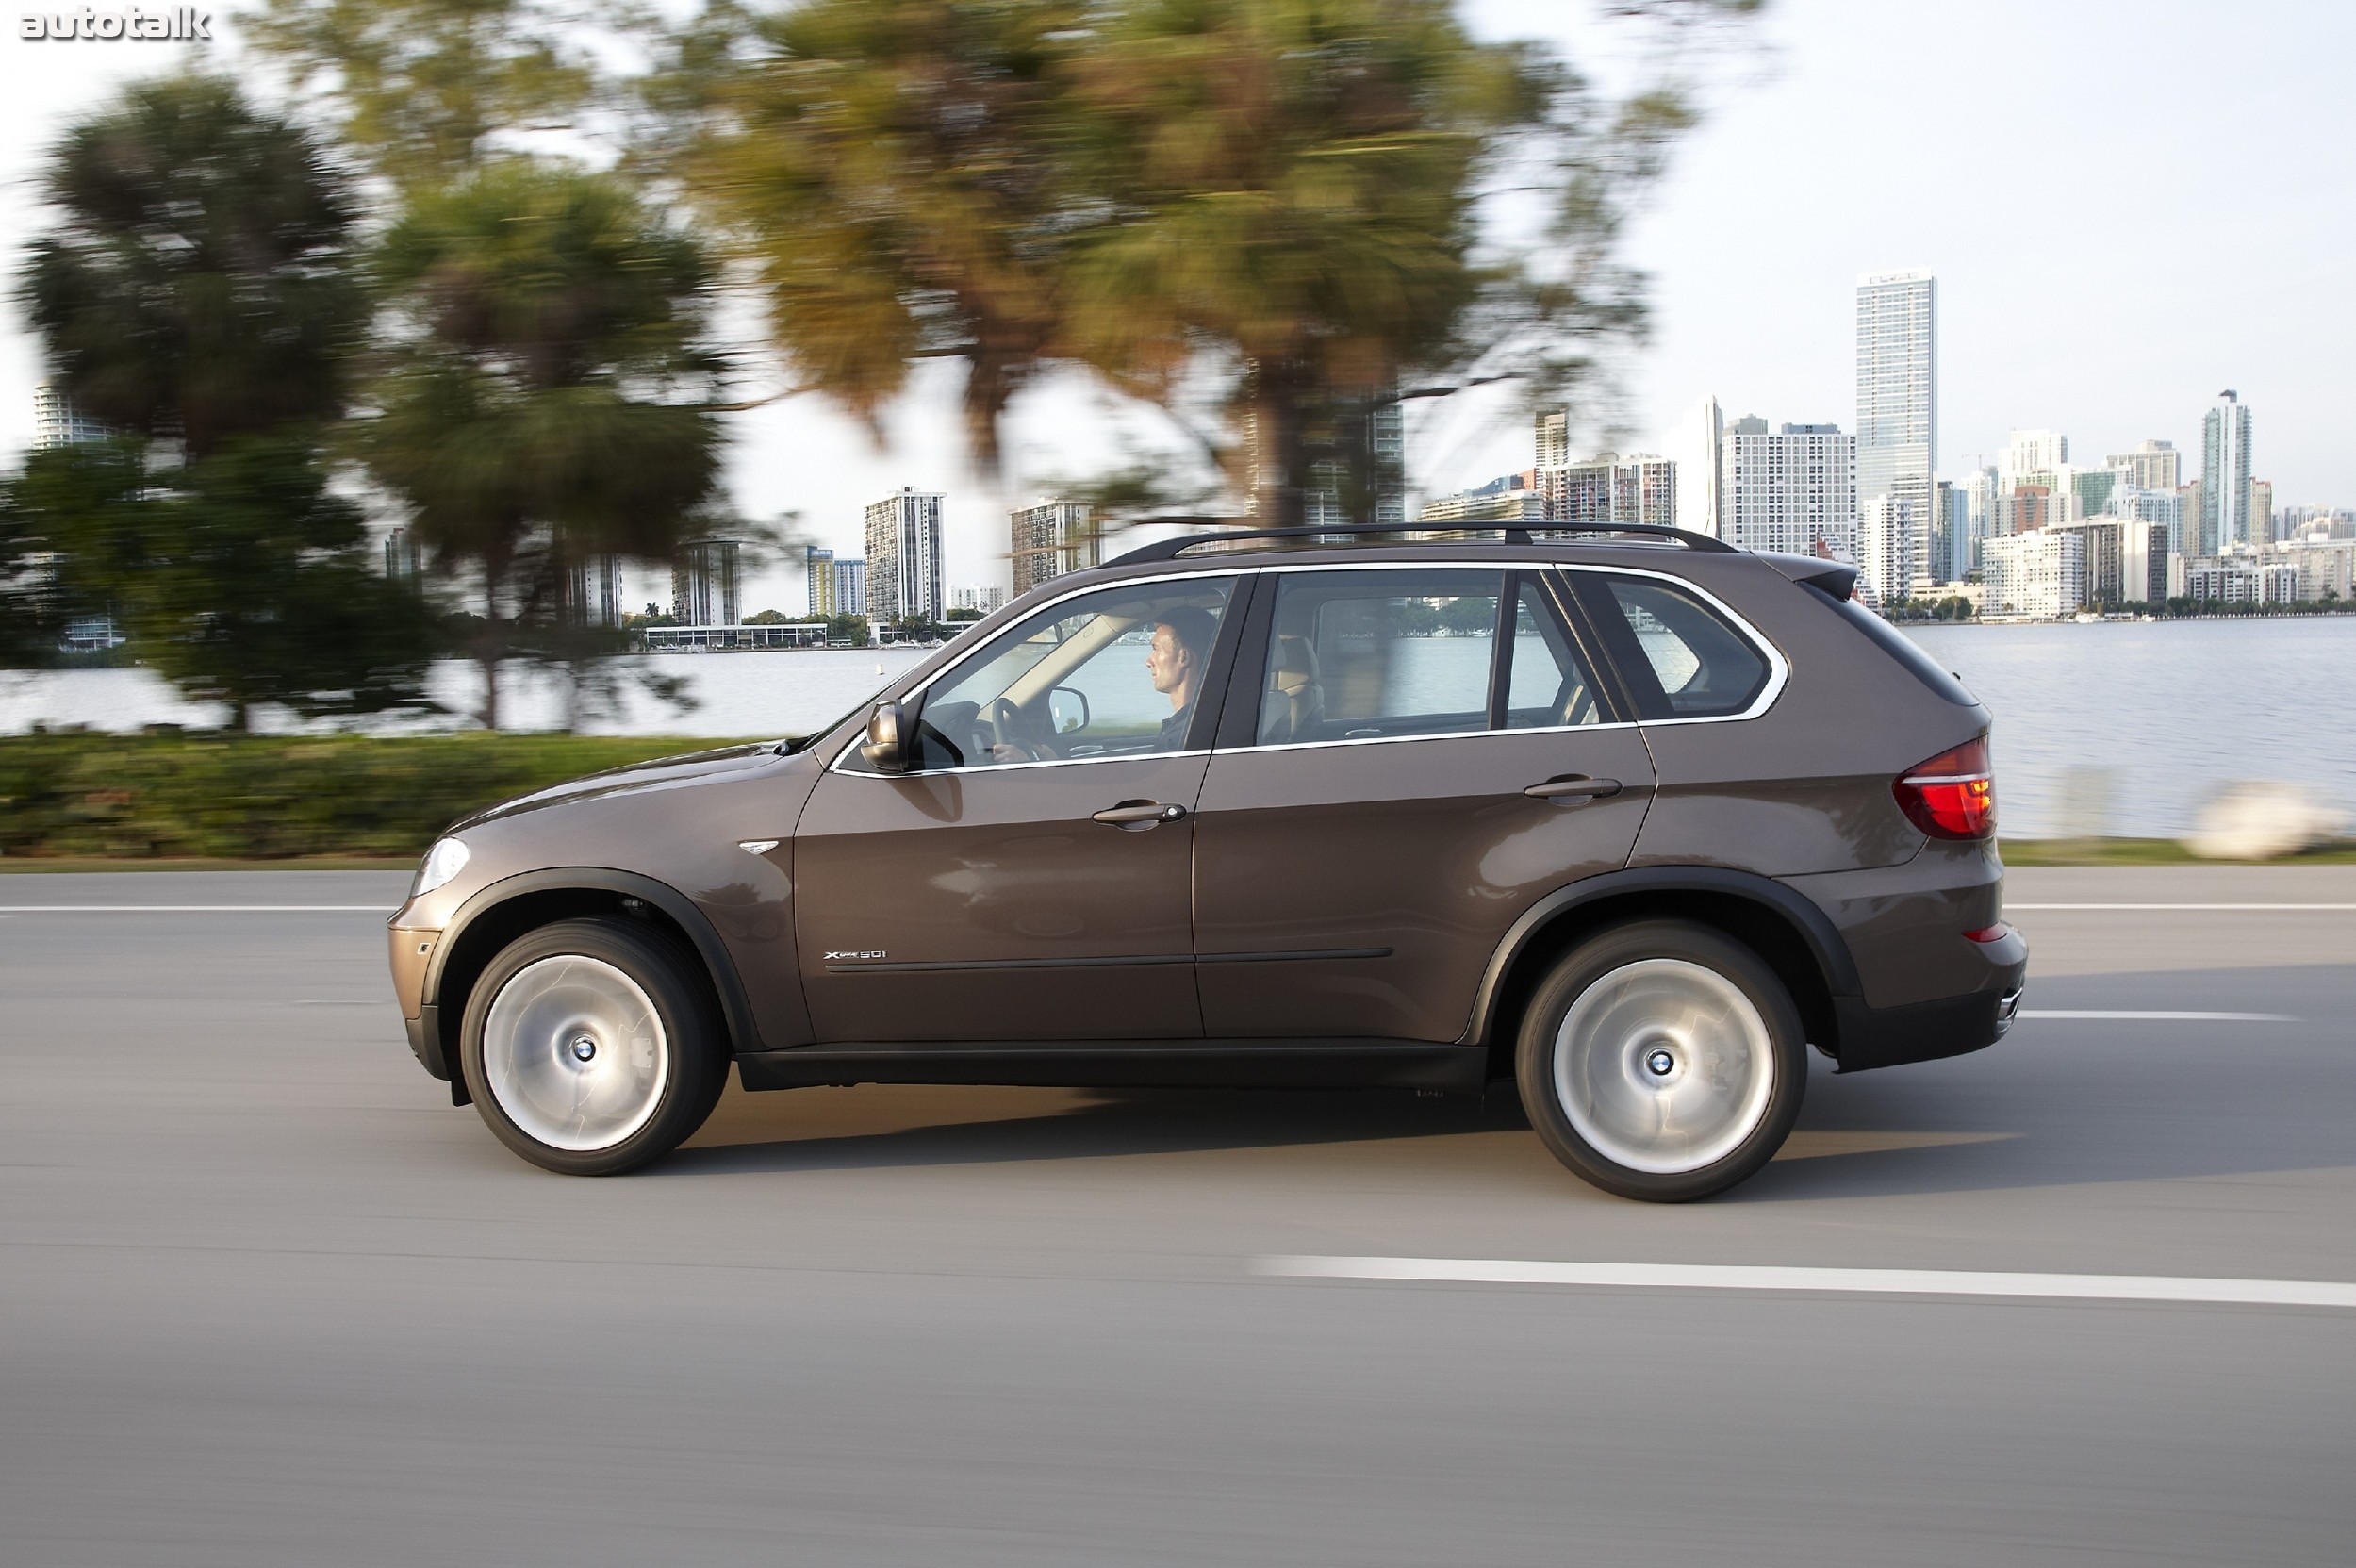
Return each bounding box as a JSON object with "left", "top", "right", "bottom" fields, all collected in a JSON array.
[{"left": 2, "top": 0, "right": 2351, "bottom": 615}]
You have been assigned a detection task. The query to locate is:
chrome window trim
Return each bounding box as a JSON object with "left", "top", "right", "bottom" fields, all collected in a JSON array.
[
  {"left": 825, "top": 565, "right": 1256, "bottom": 778},
  {"left": 1214, "top": 557, "right": 1788, "bottom": 753}
]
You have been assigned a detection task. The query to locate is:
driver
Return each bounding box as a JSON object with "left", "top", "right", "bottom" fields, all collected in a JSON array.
[{"left": 1147, "top": 606, "right": 1218, "bottom": 751}]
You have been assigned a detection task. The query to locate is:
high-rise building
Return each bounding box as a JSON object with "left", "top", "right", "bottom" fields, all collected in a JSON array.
[
  {"left": 2199, "top": 390, "right": 2253, "bottom": 555},
  {"left": 1535, "top": 452, "right": 1675, "bottom": 533},
  {"left": 2119, "top": 518, "right": 2168, "bottom": 604},
  {"left": 865, "top": 487, "right": 945, "bottom": 624},
  {"left": 1719, "top": 418, "right": 1858, "bottom": 560},
  {"left": 565, "top": 554, "right": 626, "bottom": 627},
  {"left": 1009, "top": 500, "right": 1099, "bottom": 596},
  {"left": 950, "top": 584, "right": 1007, "bottom": 616},
  {"left": 2004, "top": 484, "right": 2055, "bottom": 536},
  {"left": 1982, "top": 529, "right": 2084, "bottom": 618},
  {"left": 1535, "top": 408, "right": 1572, "bottom": 469},
  {"left": 834, "top": 558, "right": 868, "bottom": 617},
  {"left": 1960, "top": 464, "right": 2002, "bottom": 569},
  {"left": 671, "top": 538, "right": 741, "bottom": 626},
  {"left": 2105, "top": 438, "right": 2180, "bottom": 493},
  {"left": 2002, "top": 429, "right": 2068, "bottom": 479},
  {"left": 1418, "top": 472, "right": 1540, "bottom": 526},
  {"left": 803, "top": 545, "right": 836, "bottom": 619},
  {"left": 384, "top": 527, "right": 423, "bottom": 584},
  {"left": 1861, "top": 494, "right": 1922, "bottom": 605},
  {"left": 1685, "top": 396, "right": 1726, "bottom": 537},
  {"left": 1855, "top": 270, "right": 1936, "bottom": 585},
  {"left": 2249, "top": 479, "right": 2275, "bottom": 546},
  {"left": 32, "top": 381, "right": 108, "bottom": 449},
  {"left": 2111, "top": 486, "right": 2186, "bottom": 558},
  {"left": 1935, "top": 480, "right": 1968, "bottom": 585}
]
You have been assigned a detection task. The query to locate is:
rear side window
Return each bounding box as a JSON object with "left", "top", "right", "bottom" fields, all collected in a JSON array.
[
  {"left": 1582, "top": 574, "right": 1772, "bottom": 719},
  {"left": 1255, "top": 569, "right": 1501, "bottom": 744}
]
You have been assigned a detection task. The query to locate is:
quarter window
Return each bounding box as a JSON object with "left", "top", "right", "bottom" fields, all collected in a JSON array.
[
  {"left": 881, "top": 577, "right": 1238, "bottom": 770},
  {"left": 1587, "top": 575, "right": 1771, "bottom": 719},
  {"left": 1504, "top": 576, "right": 1606, "bottom": 729}
]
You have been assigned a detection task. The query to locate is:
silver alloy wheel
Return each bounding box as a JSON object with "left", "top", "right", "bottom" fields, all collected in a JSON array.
[
  {"left": 480, "top": 955, "right": 671, "bottom": 1152},
  {"left": 1552, "top": 957, "right": 1776, "bottom": 1175}
]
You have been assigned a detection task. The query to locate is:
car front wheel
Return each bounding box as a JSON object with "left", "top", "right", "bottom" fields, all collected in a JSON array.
[
  {"left": 458, "top": 917, "right": 728, "bottom": 1175},
  {"left": 1517, "top": 919, "right": 1806, "bottom": 1201}
]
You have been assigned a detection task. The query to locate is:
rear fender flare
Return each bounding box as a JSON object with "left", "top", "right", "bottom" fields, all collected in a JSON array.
[{"left": 1458, "top": 866, "right": 1862, "bottom": 1048}]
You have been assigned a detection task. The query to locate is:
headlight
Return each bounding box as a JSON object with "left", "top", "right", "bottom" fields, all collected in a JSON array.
[{"left": 411, "top": 837, "right": 471, "bottom": 899}]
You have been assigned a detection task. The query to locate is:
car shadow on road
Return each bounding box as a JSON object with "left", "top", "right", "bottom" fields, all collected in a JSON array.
[{"left": 663, "top": 963, "right": 2356, "bottom": 1199}]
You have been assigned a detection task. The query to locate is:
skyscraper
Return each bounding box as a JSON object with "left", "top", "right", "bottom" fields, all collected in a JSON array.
[
  {"left": 2002, "top": 429, "right": 2068, "bottom": 480},
  {"left": 803, "top": 545, "right": 836, "bottom": 618},
  {"left": 1009, "top": 500, "right": 1098, "bottom": 595},
  {"left": 671, "top": 538, "right": 741, "bottom": 626},
  {"left": 1856, "top": 271, "right": 1936, "bottom": 586},
  {"left": 865, "top": 487, "right": 944, "bottom": 624},
  {"left": 1534, "top": 453, "right": 1676, "bottom": 532},
  {"left": 2105, "top": 438, "right": 2180, "bottom": 494},
  {"left": 834, "top": 558, "right": 868, "bottom": 617},
  {"left": 1719, "top": 418, "right": 1858, "bottom": 560},
  {"left": 2199, "top": 390, "right": 2252, "bottom": 555},
  {"left": 32, "top": 381, "right": 108, "bottom": 449}
]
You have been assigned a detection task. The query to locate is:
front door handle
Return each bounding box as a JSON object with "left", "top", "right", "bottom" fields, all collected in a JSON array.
[
  {"left": 1093, "top": 800, "right": 1188, "bottom": 829},
  {"left": 1525, "top": 775, "right": 1623, "bottom": 801}
]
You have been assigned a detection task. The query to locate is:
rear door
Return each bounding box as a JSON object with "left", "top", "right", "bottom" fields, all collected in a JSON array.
[{"left": 1190, "top": 564, "right": 1656, "bottom": 1043}]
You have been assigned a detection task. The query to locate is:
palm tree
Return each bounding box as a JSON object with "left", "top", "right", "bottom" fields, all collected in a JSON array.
[
  {"left": 18, "top": 76, "right": 366, "bottom": 460},
  {"left": 669, "top": 0, "right": 1085, "bottom": 475},
  {"left": 359, "top": 161, "right": 726, "bottom": 728}
]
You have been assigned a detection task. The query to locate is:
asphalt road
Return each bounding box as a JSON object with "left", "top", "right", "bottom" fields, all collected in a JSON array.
[{"left": 3, "top": 865, "right": 2353, "bottom": 1565}]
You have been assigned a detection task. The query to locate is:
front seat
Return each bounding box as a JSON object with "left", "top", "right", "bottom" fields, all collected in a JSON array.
[{"left": 1261, "top": 633, "right": 1325, "bottom": 743}]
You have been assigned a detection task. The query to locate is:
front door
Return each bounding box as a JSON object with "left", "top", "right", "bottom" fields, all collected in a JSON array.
[
  {"left": 1192, "top": 565, "right": 1656, "bottom": 1043},
  {"left": 794, "top": 572, "right": 1245, "bottom": 1043}
]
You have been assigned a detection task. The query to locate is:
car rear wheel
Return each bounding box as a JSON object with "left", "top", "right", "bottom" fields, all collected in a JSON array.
[
  {"left": 459, "top": 917, "right": 728, "bottom": 1175},
  {"left": 1516, "top": 919, "right": 1806, "bottom": 1201}
]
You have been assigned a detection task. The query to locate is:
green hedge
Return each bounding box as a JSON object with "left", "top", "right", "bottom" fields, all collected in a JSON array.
[{"left": 0, "top": 733, "right": 744, "bottom": 860}]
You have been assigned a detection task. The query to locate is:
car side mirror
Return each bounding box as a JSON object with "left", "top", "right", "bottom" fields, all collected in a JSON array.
[
  {"left": 1048, "top": 686, "right": 1090, "bottom": 734},
  {"left": 861, "top": 701, "right": 911, "bottom": 773}
]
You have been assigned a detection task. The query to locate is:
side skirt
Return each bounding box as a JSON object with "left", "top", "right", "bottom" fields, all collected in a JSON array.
[{"left": 734, "top": 1038, "right": 1488, "bottom": 1095}]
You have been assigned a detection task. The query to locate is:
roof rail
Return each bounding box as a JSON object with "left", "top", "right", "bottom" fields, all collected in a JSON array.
[{"left": 1112, "top": 520, "right": 1738, "bottom": 565}]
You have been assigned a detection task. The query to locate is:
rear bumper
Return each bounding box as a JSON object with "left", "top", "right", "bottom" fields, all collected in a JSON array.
[{"left": 1831, "top": 922, "right": 2027, "bottom": 1073}]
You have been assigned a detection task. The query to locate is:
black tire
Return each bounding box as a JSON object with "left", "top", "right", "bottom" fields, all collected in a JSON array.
[
  {"left": 458, "top": 916, "right": 729, "bottom": 1176},
  {"left": 1515, "top": 919, "right": 1806, "bottom": 1202}
]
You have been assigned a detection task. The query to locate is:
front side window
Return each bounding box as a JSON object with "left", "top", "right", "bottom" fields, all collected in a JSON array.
[
  {"left": 1586, "top": 574, "right": 1772, "bottom": 719},
  {"left": 1255, "top": 569, "right": 1503, "bottom": 745},
  {"left": 891, "top": 577, "right": 1239, "bottom": 770}
]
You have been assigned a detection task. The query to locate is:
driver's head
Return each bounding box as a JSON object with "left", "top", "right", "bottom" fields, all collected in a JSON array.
[{"left": 1147, "top": 606, "right": 1218, "bottom": 701}]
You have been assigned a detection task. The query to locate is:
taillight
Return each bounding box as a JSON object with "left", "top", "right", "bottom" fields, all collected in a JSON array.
[{"left": 1896, "top": 736, "right": 1995, "bottom": 840}]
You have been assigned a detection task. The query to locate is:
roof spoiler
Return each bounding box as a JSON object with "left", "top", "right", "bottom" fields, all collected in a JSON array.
[{"left": 1760, "top": 553, "right": 1859, "bottom": 601}]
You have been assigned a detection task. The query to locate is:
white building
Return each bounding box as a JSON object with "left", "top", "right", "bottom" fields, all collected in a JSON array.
[
  {"left": 864, "top": 487, "right": 944, "bottom": 624},
  {"left": 1719, "top": 418, "right": 1857, "bottom": 560},
  {"left": 2002, "top": 428, "right": 2068, "bottom": 480},
  {"left": 2282, "top": 538, "right": 2356, "bottom": 602},
  {"left": 1536, "top": 451, "right": 1675, "bottom": 533},
  {"left": 1982, "top": 530, "right": 2084, "bottom": 619},
  {"left": 670, "top": 538, "right": 741, "bottom": 626},
  {"left": 567, "top": 553, "right": 627, "bottom": 628},
  {"left": 2185, "top": 555, "right": 2298, "bottom": 605},
  {"left": 1855, "top": 271, "right": 1936, "bottom": 587},
  {"left": 2119, "top": 518, "right": 2169, "bottom": 605},
  {"left": 950, "top": 584, "right": 1007, "bottom": 616},
  {"left": 32, "top": 381, "right": 108, "bottom": 449},
  {"left": 2199, "top": 390, "right": 2253, "bottom": 555},
  {"left": 1860, "top": 494, "right": 1921, "bottom": 605},
  {"left": 1418, "top": 472, "right": 1540, "bottom": 525},
  {"left": 1009, "top": 500, "right": 1098, "bottom": 596},
  {"left": 1681, "top": 396, "right": 1726, "bottom": 538},
  {"left": 2106, "top": 438, "right": 2180, "bottom": 494},
  {"left": 833, "top": 557, "right": 868, "bottom": 618}
]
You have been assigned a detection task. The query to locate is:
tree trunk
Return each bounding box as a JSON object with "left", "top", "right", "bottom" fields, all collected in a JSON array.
[{"left": 1244, "top": 359, "right": 1309, "bottom": 530}]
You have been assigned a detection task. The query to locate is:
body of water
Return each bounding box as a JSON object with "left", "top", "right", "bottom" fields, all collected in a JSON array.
[{"left": 7, "top": 618, "right": 2352, "bottom": 838}]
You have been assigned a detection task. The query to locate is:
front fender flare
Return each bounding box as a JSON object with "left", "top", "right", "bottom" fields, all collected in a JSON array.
[{"left": 422, "top": 867, "right": 764, "bottom": 1060}]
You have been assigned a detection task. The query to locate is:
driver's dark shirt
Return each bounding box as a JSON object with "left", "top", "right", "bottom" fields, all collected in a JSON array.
[{"left": 1157, "top": 702, "right": 1195, "bottom": 751}]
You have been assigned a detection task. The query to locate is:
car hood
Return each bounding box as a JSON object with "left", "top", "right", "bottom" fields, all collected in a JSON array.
[{"left": 451, "top": 742, "right": 782, "bottom": 833}]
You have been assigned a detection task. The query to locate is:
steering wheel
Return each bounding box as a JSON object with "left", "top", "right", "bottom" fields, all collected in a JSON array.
[{"left": 981, "top": 696, "right": 1050, "bottom": 764}]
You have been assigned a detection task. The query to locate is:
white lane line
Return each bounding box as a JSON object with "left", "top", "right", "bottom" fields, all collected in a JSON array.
[
  {"left": 2018, "top": 1009, "right": 2296, "bottom": 1022},
  {"left": 1259, "top": 1257, "right": 2356, "bottom": 1310},
  {"left": 0, "top": 904, "right": 393, "bottom": 913},
  {"left": 2009, "top": 902, "right": 2356, "bottom": 911}
]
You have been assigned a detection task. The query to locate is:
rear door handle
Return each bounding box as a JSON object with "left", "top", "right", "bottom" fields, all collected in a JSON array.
[
  {"left": 1524, "top": 776, "right": 1623, "bottom": 801},
  {"left": 1093, "top": 800, "right": 1188, "bottom": 828}
]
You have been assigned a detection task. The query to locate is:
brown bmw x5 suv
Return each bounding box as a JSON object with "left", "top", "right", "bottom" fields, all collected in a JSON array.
[{"left": 387, "top": 524, "right": 2026, "bottom": 1200}]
